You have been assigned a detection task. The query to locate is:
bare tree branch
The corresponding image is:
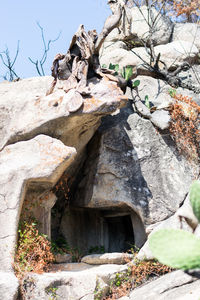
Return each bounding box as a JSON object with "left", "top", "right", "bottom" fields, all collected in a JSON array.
[
  {"left": 28, "top": 22, "right": 61, "bottom": 76},
  {"left": 0, "top": 41, "right": 20, "bottom": 81}
]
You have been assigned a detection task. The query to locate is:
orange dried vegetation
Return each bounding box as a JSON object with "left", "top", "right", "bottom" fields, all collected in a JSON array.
[
  {"left": 174, "top": 0, "right": 200, "bottom": 21},
  {"left": 54, "top": 173, "right": 70, "bottom": 202},
  {"left": 169, "top": 93, "right": 200, "bottom": 162},
  {"left": 104, "top": 261, "right": 172, "bottom": 300},
  {"left": 14, "top": 219, "right": 54, "bottom": 279},
  {"left": 131, "top": 261, "right": 172, "bottom": 286}
]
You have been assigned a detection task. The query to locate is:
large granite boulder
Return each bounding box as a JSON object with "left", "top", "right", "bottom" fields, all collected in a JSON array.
[
  {"left": 0, "top": 272, "right": 19, "bottom": 300},
  {"left": 0, "top": 5, "right": 200, "bottom": 299},
  {"left": 100, "top": 41, "right": 199, "bottom": 71},
  {"left": 0, "top": 135, "right": 76, "bottom": 272},
  {"left": 0, "top": 76, "right": 127, "bottom": 152},
  {"left": 137, "top": 194, "right": 200, "bottom": 261},
  {"left": 81, "top": 253, "right": 133, "bottom": 265},
  {"left": 0, "top": 74, "right": 127, "bottom": 298},
  {"left": 20, "top": 264, "right": 128, "bottom": 300},
  {"left": 129, "top": 270, "right": 200, "bottom": 300},
  {"left": 103, "top": 6, "right": 172, "bottom": 46},
  {"left": 72, "top": 101, "right": 197, "bottom": 248},
  {"left": 173, "top": 23, "right": 200, "bottom": 50}
]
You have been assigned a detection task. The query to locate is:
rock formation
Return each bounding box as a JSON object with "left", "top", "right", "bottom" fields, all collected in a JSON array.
[{"left": 0, "top": 1, "right": 200, "bottom": 299}]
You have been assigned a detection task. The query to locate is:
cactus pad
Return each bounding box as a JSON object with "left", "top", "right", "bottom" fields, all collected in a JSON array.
[
  {"left": 149, "top": 229, "right": 200, "bottom": 270},
  {"left": 190, "top": 180, "right": 200, "bottom": 223}
]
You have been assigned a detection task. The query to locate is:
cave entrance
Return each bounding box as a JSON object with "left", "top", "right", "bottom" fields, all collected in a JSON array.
[
  {"left": 104, "top": 215, "right": 134, "bottom": 253},
  {"left": 54, "top": 207, "right": 143, "bottom": 255}
]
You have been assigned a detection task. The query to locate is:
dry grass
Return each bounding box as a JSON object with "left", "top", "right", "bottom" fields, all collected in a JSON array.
[
  {"left": 169, "top": 94, "right": 200, "bottom": 162},
  {"left": 14, "top": 219, "right": 55, "bottom": 279},
  {"left": 104, "top": 260, "right": 172, "bottom": 299},
  {"left": 54, "top": 172, "right": 70, "bottom": 201}
]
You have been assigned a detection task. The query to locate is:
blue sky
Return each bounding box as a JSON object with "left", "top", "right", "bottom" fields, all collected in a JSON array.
[{"left": 0, "top": 0, "right": 110, "bottom": 80}]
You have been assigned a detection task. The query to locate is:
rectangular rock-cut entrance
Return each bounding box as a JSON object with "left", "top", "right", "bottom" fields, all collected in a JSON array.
[{"left": 57, "top": 207, "right": 135, "bottom": 255}]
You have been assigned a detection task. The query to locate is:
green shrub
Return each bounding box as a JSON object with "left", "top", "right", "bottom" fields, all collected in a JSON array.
[{"left": 102, "top": 63, "right": 140, "bottom": 88}]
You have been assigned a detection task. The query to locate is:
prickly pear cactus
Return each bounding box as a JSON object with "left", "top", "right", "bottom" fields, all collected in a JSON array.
[
  {"left": 149, "top": 229, "right": 200, "bottom": 270},
  {"left": 190, "top": 180, "right": 200, "bottom": 223}
]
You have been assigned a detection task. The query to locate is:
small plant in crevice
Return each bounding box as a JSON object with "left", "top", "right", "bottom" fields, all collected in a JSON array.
[
  {"left": 149, "top": 181, "right": 200, "bottom": 270},
  {"left": 168, "top": 88, "right": 177, "bottom": 98},
  {"left": 94, "top": 280, "right": 104, "bottom": 300},
  {"left": 121, "top": 65, "right": 133, "bottom": 81},
  {"left": 102, "top": 63, "right": 140, "bottom": 88},
  {"left": 102, "top": 269, "right": 132, "bottom": 300},
  {"left": 102, "top": 63, "right": 156, "bottom": 111},
  {"left": 14, "top": 218, "right": 54, "bottom": 279},
  {"left": 169, "top": 93, "right": 200, "bottom": 162},
  {"left": 45, "top": 286, "right": 58, "bottom": 300},
  {"left": 69, "top": 247, "right": 83, "bottom": 262},
  {"left": 19, "top": 276, "right": 36, "bottom": 300},
  {"left": 144, "top": 95, "right": 150, "bottom": 109}
]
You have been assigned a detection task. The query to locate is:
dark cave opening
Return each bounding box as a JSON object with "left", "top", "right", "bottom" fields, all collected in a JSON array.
[
  {"left": 105, "top": 215, "right": 135, "bottom": 253},
  {"left": 52, "top": 207, "right": 139, "bottom": 255}
]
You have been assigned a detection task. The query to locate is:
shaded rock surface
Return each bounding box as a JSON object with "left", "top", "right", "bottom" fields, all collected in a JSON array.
[
  {"left": 0, "top": 68, "right": 129, "bottom": 299},
  {"left": 74, "top": 102, "right": 196, "bottom": 227},
  {"left": 60, "top": 206, "right": 137, "bottom": 254}
]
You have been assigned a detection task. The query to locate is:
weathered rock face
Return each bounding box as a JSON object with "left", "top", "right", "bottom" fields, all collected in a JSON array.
[
  {"left": 173, "top": 23, "right": 200, "bottom": 50},
  {"left": 0, "top": 76, "right": 127, "bottom": 152},
  {"left": 0, "top": 272, "right": 19, "bottom": 300},
  {"left": 73, "top": 102, "right": 196, "bottom": 226},
  {"left": 58, "top": 74, "right": 199, "bottom": 254},
  {"left": 100, "top": 41, "right": 199, "bottom": 71},
  {"left": 0, "top": 134, "right": 76, "bottom": 271},
  {"left": 0, "top": 72, "right": 127, "bottom": 299},
  {"left": 60, "top": 73, "right": 199, "bottom": 255},
  {"left": 137, "top": 195, "right": 200, "bottom": 261},
  {"left": 129, "top": 270, "right": 200, "bottom": 300},
  {"left": 1, "top": 3, "right": 200, "bottom": 299},
  {"left": 103, "top": 6, "right": 173, "bottom": 45},
  {"left": 20, "top": 264, "right": 128, "bottom": 300}
]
